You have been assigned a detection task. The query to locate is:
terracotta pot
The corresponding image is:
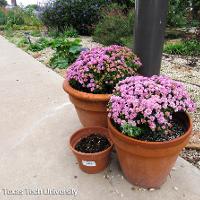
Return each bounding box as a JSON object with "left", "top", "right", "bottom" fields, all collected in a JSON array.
[
  {"left": 108, "top": 112, "right": 192, "bottom": 188},
  {"left": 63, "top": 80, "right": 111, "bottom": 127},
  {"left": 69, "top": 126, "right": 113, "bottom": 174}
]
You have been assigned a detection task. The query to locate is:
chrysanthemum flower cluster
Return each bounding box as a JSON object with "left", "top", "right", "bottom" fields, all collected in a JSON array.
[
  {"left": 66, "top": 45, "right": 141, "bottom": 94},
  {"left": 108, "top": 75, "right": 196, "bottom": 134}
]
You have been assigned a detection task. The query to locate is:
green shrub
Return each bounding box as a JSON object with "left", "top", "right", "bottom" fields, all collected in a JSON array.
[
  {"left": 30, "top": 30, "right": 42, "bottom": 37},
  {"left": 47, "top": 29, "right": 59, "bottom": 38},
  {"left": 167, "top": 0, "right": 199, "bottom": 27},
  {"left": 7, "top": 8, "right": 25, "bottom": 25},
  {"left": 48, "top": 27, "right": 78, "bottom": 38},
  {"left": 49, "top": 38, "right": 82, "bottom": 69},
  {"left": 0, "top": 0, "right": 7, "bottom": 7},
  {"left": 4, "top": 7, "right": 42, "bottom": 29},
  {"left": 40, "top": 0, "right": 108, "bottom": 35},
  {"left": 25, "top": 4, "right": 40, "bottom": 12},
  {"left": 0, "top": 9, "right": 6, "bottom": 25},
  {"left": 28, "top": 37, "right": 51, "bottom": 52},
  {"left": 4, "top": 29, "right": 14, "bottom": 37},
  {"left": 93, "top": 4, "right": 134, "bottom": 46},
  {"left": 164, "top": 39, "right": 200, "bottom": 56},
  {"left": 119, "top": 36, "right": 133, "bottom": 49},
  {"left": 23, "top": 9, "right": 42, "bottom": 27},
  {"left": 17, "top": 37, "right": 29, "bottom": 48},
  {"left": 49, "top": 56, "right": 69, "bottom": 69},
  {"left": 62, "top": 27, "right": 78, "bottom": 38},
  {"left": 111, "top": 0, "right": 135, "bottom": 9}
]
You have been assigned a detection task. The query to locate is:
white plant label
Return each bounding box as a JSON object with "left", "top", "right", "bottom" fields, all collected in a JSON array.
[{"left": 82, "top": 160, "right": 96, "bottom": 167}]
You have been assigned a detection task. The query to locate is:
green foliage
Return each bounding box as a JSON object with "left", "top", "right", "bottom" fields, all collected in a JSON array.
[
  {"left": 19, "top": 6, "right": 42, "bottom": 27},
  {"left": 40, "top": 0, "right": 108, "bottom": 35},
  {"left": 49, "top": 56, "right": 69, "bottom": 69},
  {"left": 93, "top": 4, "right": 134, "bottom": 46},
  {"left": 164, "top": 39, "right": 200, "bottom": 56},
  {"left": 167, "top": 0, "right": 199, "bottom": 27},
  {"left": 111, "top": 0, "right": 135, "bottom": 9},
  {"left": 62, "top": 27, "right": 78, "bottom": 38},
  {"left": 25, "top": 4, "right": 40, "bottom": 11},
  {"left": 17, "top": 37, "right": 29, "bottom": 48},
  {"left": 48, "top": 27, "right": 78, "bottom": 38},
  {"left": 0, "top": 9, "right": 6, "bottom": 25},
  {"left": 30, "top": 30, "right": 41, "bottom": 37},
  {"left": 3, "top": 7, "right": 42, "bottom": 31},
  {"left": 28, "top": 37, "right": 51, "bottom": 52},
  {"left": 47, "top": 29, "right": 59, "bottom": 38},
  {"left": 49, "top": 38, "right": 82, "bottom": 69},
  {"left": 0, "top": 0, "right": 7, "bottom": 7},
  {"left": 167, "top": 0, "right": 188, "bottom": 27},
  {"left": 4, "top": 27, "right": 14, "bottom": 37},
  {"left": 7, "top": 8, "right": 25, "bottom": 26},
  {"left": 120, "top": 36, "right": 133, "bottom": 48},
  {"left": 121, "top": 123, "right": 142, "bottom": 137}
]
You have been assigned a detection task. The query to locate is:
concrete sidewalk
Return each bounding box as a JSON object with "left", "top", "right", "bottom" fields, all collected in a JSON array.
[{"left": 0, "top": 35, "right": 200, "bottom": 200}]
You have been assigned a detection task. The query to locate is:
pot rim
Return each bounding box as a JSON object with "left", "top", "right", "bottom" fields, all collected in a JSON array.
[
  {"left": 69, "top": 126, "right": 113, "bottom": 156},
  {"left": 63, "top": 80, "right": 111, "bottom": 102},
  {"left": 108, "top": 112, "right": 192, "bottom": 147}
]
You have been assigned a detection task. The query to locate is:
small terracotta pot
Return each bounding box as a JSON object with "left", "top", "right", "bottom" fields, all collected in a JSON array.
[
  {"left": 108, "top": 112, "right": 192, "bottom": 188},
  {"left": 69, "top": 126, "right": 113, "bottom": 174},
  {"left": 63, "top": 80, "right": 111, "bottom": 127}
]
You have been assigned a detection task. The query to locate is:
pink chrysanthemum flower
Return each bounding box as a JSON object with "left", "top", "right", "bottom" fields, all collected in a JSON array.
[
  {"left": 66, "top": 45, "right": 141, "bottom": 94},
  {"left": 108, "top": 75, "right": 196, "bottom": 133}
]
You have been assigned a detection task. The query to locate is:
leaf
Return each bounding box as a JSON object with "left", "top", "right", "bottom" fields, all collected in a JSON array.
[
  {"left": 121, "top": 123, "right": 142, "bottom": 137},
  {"left": 69, "top": 45, "right": 81, "bottom": 53}
]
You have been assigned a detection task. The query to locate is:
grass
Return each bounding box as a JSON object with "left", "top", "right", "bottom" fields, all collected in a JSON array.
[{"left": 164, "top": 39, "right": 200, "bottom": 56}]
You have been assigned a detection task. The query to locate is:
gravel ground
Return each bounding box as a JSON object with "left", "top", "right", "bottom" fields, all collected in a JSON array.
[{"left": 180, "top": 148, "right": 200, "bottom": 169}]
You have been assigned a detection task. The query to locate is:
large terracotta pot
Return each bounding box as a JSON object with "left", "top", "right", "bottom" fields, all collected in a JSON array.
[
  {"left": 69, "top": 126, "right": 113, "bottom": 174},
  {"left": 63, "top": 80, "right": 111, "bottom": 127},
  {"left": 108, "top": 113, "right": 192, "bottom": 188}
]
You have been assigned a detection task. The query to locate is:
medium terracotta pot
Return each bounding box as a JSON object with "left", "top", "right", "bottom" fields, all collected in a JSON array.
[
  {"left": 108, "top": 113, "right": 192, "bottom": 188},
  {"left": 63, "top": 80, "right": 111, "bottom": 127},
  {"left": 69, "top": 126, "right": 113, "bottom": 174}
]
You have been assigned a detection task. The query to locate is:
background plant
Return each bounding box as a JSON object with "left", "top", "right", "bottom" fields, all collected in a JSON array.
[
  {"left": 164, "top": 39, "right": 200, "bottom": 56},
  {"left": 17, "top": 37, "right": 29, "bottom": 48},
  {"left": 164, "top": 28, "right": 200, "bottom": 56},
  {"left": 28, "top": 37, "right": 51, "bottom": 52},
  {"left": 48, "top": 27, "right": 78, "bottom": 38},
  {"left": 0, "top": 8, "right": 6, "bottom": 25},
  {"left": 49, "top": 38, "right": 82, "bottom": 69},
  {"left": 0, "top": 0, "right": 7, "bottom": 7},
  {"left": 1, "top": 6, "right": 42, "bottom": 31},
  {"left": 111, "top": 0, "right": 135, "bottom": 11},
  {"left": 40, "top": 0, "right": 108, "bottom": 35},
  {"left": 93, "top": 4, "right": 134, "bottom": 46},
  {"left": 167, "top": 0, "right": 200, "bottom": 27},
  {"left": 30, "top": 30, "right": 42, "bottom": 37}
]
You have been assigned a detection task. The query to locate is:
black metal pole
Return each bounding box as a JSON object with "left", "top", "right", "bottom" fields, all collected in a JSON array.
[{"left": 134, "top": 0, "right": 169, "bottom": 76}]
